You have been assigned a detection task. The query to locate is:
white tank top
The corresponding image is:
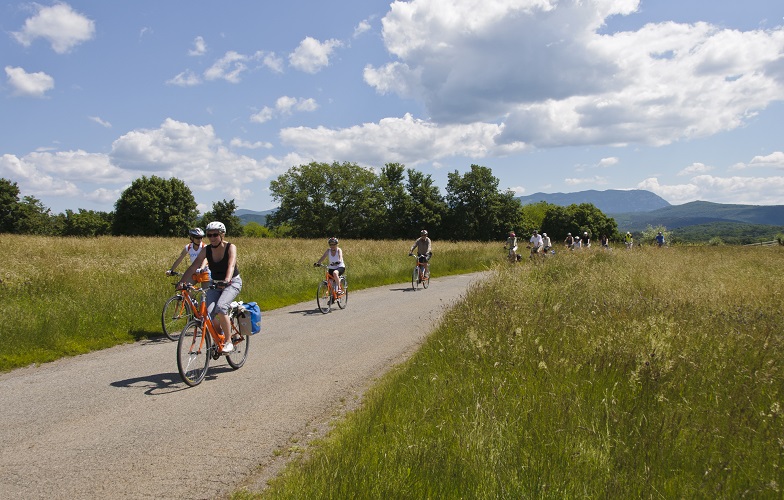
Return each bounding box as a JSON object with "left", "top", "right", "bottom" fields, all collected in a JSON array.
[
  {"left": 327, "top": 248, "right": 345, "bottom": 269},
  {"left": 186, "top": 242, "right": 204, "bottom": 264}
]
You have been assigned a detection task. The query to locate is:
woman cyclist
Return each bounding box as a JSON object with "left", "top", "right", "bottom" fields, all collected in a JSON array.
[
  {"left": 178, "top": 221, "right": 242, "bottom": 353},
  {"left": 315, "top": 237, "right": 345, "bottom": 295},
  {"left": 166, "top": 228, "right": 207, "bottom": 276}
]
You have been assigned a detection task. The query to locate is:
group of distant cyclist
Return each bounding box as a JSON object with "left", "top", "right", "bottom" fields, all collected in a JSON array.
[{"left": 506, "top": 228, "right": 667, "bottom": 261}]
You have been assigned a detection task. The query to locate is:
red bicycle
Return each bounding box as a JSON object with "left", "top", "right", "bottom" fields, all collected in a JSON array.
[{"left": 411, "top": 254, "right": 430, "bottom": 290}]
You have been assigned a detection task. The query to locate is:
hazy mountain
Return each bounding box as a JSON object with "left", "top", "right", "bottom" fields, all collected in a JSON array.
[
  {"left": 518, "top": 189, "right": 670, "bottom": 213},
  {"left": 613, "top": 201, "right": 784, "bottom": 231},
  {"left": 235, "top": 208, "right": 275, "bottom": 226}
]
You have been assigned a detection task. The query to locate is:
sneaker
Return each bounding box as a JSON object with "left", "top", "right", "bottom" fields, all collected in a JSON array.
[{"left": 222, "top": 342, "right": 234, "bottom": 353}]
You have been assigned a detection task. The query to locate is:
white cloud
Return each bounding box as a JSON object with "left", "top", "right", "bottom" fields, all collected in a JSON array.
[
  {"left": 166, "top": 70, "right": 201, "bottom": 87},
  {"left": 354, "top": 19, "right": 372, "bottom": 38},
  {"left": 509, "top": 185, "right": 526, "bottom": 195},
  {"left": 12, "top": 3, "right": 95, "bottom": 54},
  {"left": 230, "top": 138, "right": 273, "bottom": 150},
  {"left": 677, "top": 162, "right": 712, "bottom": 176},
  {"left": 88, "top": 116, "right": 112, "bottom": 128},
  {"left": 204, "top": 51, "right": 249, "bottom": 83},
  {"left": 279, "top": 113, "right": 527, "bottom": 166},
  {"left": 365, "top": 0, "right": 784, "bottom": 149},
  {"left": 262, "top": 53, "right": 285, "bottom": 73},
  {"left": 564, "top": 176, "right": 608, "bottom": 186},
  {"left": 189, "top": 36, "right": 207, "bottom": 56},
  {"left": 598, "top": 157, "right": 619, "bottom": 167},
  {"left": 749, "top": 151, "right": 784, "bottom": 168},
  {"left": 289, "top": 37, "right": 343, "bottom": 73},
  {"left": 638, "top": 175, "right": 784, "bottom": 205},
  {"left": 5, "top": 66, "right": 54, "bottom": 97},
  {"left": 250, "top": 96, "right": 318, "bottom": 123}
]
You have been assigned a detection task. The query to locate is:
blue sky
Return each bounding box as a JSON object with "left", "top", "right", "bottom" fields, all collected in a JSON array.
[{"left": 2, "top": 0, "right": 783, "bottom": 214}]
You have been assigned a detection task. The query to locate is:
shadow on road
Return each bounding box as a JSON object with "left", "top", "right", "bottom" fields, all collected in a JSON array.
[
  {"left": 288, "top": 308, "right": 327, "bottom": 315},
  {"left": 111, "top": 372, "right": 187, "bottom": 395}
]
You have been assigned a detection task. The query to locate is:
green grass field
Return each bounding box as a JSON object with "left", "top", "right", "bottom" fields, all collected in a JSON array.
[
  {"left": 0, "top": 235, "right": 501, "bottom": 372},
  {"left": 243, "top": 246, "right": 784, "bottom": 498}
]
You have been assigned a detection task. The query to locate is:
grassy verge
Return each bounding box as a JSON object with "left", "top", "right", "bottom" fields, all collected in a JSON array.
[
  {"left": 0, "top": 235, "right": 502, "bottom": 372},
  {"left": 248, "top": 246, "right": 784, "bottom": 498}
]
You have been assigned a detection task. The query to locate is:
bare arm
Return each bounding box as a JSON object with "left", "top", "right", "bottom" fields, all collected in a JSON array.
[
  {"left": 178, "top": 247, "right": 207, "bottom": 285},
  {"left": 315, "top": 249, "right": 329, "bottom": 265},
  {"left": 168, "top": 247, "right": 188, "bottom": 273}
]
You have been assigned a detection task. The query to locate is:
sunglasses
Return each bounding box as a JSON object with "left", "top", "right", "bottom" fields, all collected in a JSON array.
[{"left": 207, "top": 233, "right": 221, "bottom": 238}]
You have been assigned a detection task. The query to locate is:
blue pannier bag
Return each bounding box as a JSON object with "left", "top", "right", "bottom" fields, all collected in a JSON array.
[{"left": 240, "top": 302, "right": 262, "bottom": 335}]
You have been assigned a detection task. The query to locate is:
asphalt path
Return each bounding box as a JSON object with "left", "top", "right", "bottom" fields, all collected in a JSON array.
[{"left": 0, "top": 272, "right": 486, "bottom": 499}]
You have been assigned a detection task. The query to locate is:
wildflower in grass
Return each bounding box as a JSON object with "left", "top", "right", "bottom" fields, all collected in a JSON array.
[{"left": 538, "top": 361, "right": 547, "bottom": 370}]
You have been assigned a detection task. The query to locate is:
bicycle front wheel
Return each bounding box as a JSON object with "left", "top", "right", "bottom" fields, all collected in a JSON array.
[
  {"left": 162, "top": 294, "right": 190, "bottom": 341},
  {"left": 226, "top": 315, "right": 250, "bottom": 369},
  {"left": 177, "top": 320, "right": 211, "bottom": 387},
  {"left": 316, "top": 281, "right": 331, "bottom": 314},
  {"left": 336, "top": 276, "right": 348, "bottom": 309},
  {"left": 412, "top": 266, "right": 419, "bottom": 290},
  {"left": 422, "top": 269, "right": 430, "bottom": 289}
]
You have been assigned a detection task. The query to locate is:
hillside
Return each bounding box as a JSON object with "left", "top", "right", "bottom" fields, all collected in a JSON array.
[
  {"left": 612, "top": 201, "right": 784, "bottom": 231},
  {"left": 235, "top": 208, "right": 275, "bottom": 226},
  {"left": 518, "top": 189, "right": 670, "bottom": 213}
]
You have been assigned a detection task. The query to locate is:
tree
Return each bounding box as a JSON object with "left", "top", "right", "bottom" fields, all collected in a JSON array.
[
  {"left": 113, "top": 176, "right": 198, "bottom": 236},
  {"left": 405, "top": 169, "right": 447, "bottom": 238},
  {"left": 0, "top": 178, "right": 21, "bottom": 232},
  {"left": 641, "top": 224, "right": 672, "bottom": 246},
  {"left": 243, "top": 222, "right": 272, "bottom": 238},
  {"left": 268, "top": 161, "right": 383, "bottom": 238},
  {"left": 377, "top": 163, "right": 413, "bottom": 239},
  {"left": 61, "top": 209, "right": 113, "bottom": 236},
  {"left": 200, "top": 199, "right": 242, "bottom": 236},
  {"left": 541, "top": 203, "right": 619, "bottom": 243},
  {"left": 15, "top": 195, "right": 54, "bottom": 235},
  {"left": 444, "top": 164, "right": 523, "bottom": 241}
]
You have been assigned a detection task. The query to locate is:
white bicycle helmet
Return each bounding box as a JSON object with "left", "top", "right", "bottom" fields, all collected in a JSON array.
[
  {"left": 205, "top": 221, "right": 226, "bottom": 233},
  {"left": 188, "top": 227, "right": 205, "bottom": 238},
  {"left": 328, "top": 237, "right": 339, "bottom": 245}
]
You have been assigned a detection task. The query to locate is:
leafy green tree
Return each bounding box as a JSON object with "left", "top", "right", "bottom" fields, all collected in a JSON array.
[
  {"left": 541, "top": 203, "right": 618, "bottom": 243},
  {"left": 377, "top": 163, "right": 413, "bottom": 239},
  {"left": 641, "top": 224, "right": 672, "bottom": 246},
  {"left": 16, "top": 195, "right": 54, "bottom": 235},
  {"left": 0, "top": 178, "right": 21, "bottom": 232},
  {"left": 268, "top": 161, "right": 382, "bottom": 238},
  {"left": 113, "top": 176, "right": 198, "bottom": 236},
  {"left": 61, "top": 209, "right": 113, "bottom": 236},
  {"left": 405, "top": 169, "right": 447, "bottom": 238},
  {"left": 444, "top": 164, "right": 523, "bottom": 241},
  {"left": 519, "top": 201, "right": 555, "bottom": 236},
  {"left": 243, "top": 221, "right": 272, "bottom": 238},
  {"left": 200, "top": 199, "right": 242, "bottom": 236}
]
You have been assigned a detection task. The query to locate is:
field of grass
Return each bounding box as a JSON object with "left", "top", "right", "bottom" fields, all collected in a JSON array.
[
  {"left": 249, "top": 246, "right": 784, "bottom": 498},
  {"left": 0, "top": 235, "right": 502, "bottom": 372}
]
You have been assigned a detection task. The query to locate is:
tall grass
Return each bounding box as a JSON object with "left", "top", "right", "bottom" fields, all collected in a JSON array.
[
  {"left": 254, "top": 246, "right": 784, "bottom": 498},
  {"left": 0, "top": 235, "right": 501, "bottom": 372}
]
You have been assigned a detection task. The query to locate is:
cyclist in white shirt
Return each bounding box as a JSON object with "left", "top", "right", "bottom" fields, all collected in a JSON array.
[
  {"left": 529, "top": 230, "right": 543, "bottom": 257},
  {"left": 166, "top": 228, "right": 208, "bottom": 276}
]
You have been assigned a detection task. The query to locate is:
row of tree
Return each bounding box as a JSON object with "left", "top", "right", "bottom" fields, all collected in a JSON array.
[{"left": 0, "top": 163, "right": 620, "bottom": 242}]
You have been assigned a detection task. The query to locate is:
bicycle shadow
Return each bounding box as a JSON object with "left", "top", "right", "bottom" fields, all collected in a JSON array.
[
  {"left": 390, "top": 287, "right": 419, "bottom": 292},
  {"left": 288, "top": 308, "right": 330, "bottom": 315},
  {"left": 110, "top": 372, "right": 187, "bottom": 395}
]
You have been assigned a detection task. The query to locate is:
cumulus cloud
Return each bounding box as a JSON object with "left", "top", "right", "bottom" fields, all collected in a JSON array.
[
  {"left": 5, "top": 66, "right": 54, "bottom": 97},
  {"left": 279, "top": 113, "right": 527, "bottom": 166},
  {"left": 289, "top": 37, "right": 343, "bottom": 73},
  {"left": 638, "top": 175, "right": 784, "bottom": 205},
  {"left": 565, "top": 176, "right": 608, "bottom": 186},
  {"left": 354, "top": 19, "right": 372, "bottom": 38},
  {"left": 189, "top": 36, "right": 207, "bottom": 56},
  {"left": 598, "top": 157, "right": 619, "bottom": 167},
  {"left": 166, "top": 69, "right": 201, "bottom": 87},
  {"left": 749, "top": 151, "right": 784, "bottom": 168},
  {"left": 250, "top": 96, "right": 318, "bottom": 123},
  {"left": 12, "top": 3, "right": 95, "bottom": 54},
  {"left": 230, "top": 138, "right": 273, "bottom": 149},
  {"left": 364, "top": 0, "right": 784, "bottom": 149},
  {"left": 677, "top": 162, "right": 712, "bottom": 176}
]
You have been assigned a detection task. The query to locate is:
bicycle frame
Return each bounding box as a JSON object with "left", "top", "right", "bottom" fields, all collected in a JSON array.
[
  {"left": 324, "top": 270, "right": 343, "bottom": 299},
  {"left": 179, "top": 285, "right": 238, "bottom": 352}
]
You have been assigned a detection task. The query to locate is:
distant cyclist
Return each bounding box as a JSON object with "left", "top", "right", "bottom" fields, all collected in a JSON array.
[
  {"left": 529, "top": 230, "right": 543, "bottom": 257},
  {"left": 542, "top": 232, "right": 552, "bottom": 254},
  {"left": 409, "top": 230, "right": 432, "bottom": 276},
  {"left": 166, "top": 228, "right": 207, "bottom": 276},
  {"left": 564, "top": 232, "right": 574, "bottom": 250},
  {"left": 655, "top": 231, "right": 666, "bottom": 247},
  {"left": 625, "top": 231, "right": 633, "bottom": 249},
  {"left": 315, "top": 237, "right": 346, "bottom": 295},
  {"left": 506, "top": 231, "right": 518, "bottom": 262}
]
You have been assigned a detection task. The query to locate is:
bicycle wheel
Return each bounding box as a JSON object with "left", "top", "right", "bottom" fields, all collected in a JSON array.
[
  {"left": 422, "top": 268, "right": 430, "bottom": 289},
  {"left": 177, "top": 320, "right": 211, "bottom": 387},
  {"left": 226, "top": 315, "right": 250, "bottom": 369},
  {"left": 161, "top": 294, "right": 190, "bottom": 341},
  {"left": 412, "top": 266, "right": 419, "bottom": 290},
  {"left": 316, "top": 281, "right": 331, "bottom": 313},
  {"left": 336, "top": 276, "right": 348, "bottom": 309}
]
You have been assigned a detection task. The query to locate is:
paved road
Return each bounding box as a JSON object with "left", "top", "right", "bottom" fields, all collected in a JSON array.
[{"left": 0, "top": 272, "right": 485, "bottom": 499}]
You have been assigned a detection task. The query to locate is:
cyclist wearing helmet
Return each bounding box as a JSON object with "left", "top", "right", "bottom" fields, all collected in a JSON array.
[
  {"left": 529, "top": 230, "right": 543, "bottom": 257},
  {"left": 409, "top": 230, "right": 432, "bottom": 276},
  {"left": 178, "top": 221, "right": 242, "bottom": 353},
  {"left": 166, "top": 228, "right": 207, "bottom": 276},
  {"left": 506, "top": 231, "right": 518, "bottom": 262},
  {"left": 314, "top": 237, "right": 346, "bottom": 295}
]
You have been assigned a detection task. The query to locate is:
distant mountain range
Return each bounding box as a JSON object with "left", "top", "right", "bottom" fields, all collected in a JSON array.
[
  {"left": 235, "top": 208, "right": 275, "bottom": 226},
  {"left": 517, "top": 189, "right": 670, "bottom": 213}
]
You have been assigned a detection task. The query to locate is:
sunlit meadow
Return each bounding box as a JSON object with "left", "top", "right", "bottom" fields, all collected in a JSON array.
[
  {"left": 0, "top": 235, "right": 500, "bottom": 371},
  {"left": 251, "top": 246, "right": 784, "bottom": 498}
]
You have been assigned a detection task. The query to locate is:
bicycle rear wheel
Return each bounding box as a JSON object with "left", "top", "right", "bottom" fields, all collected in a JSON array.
[
  {"left": 177, "top": 320, "right": 211, "bottom": 386},
  {"left": 316, "top": 281, "right": 331, "bottom": 314},
  {"left": 336, "top": 276, "right": 348, "bottom": 309},
  {"left": 226, "top": 315, "right": 250, "bottom": 369},
  {"left": 162, "top": 294, "right": 190, "bottom": 341}
]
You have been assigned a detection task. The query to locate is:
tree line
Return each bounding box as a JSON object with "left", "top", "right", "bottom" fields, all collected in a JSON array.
[{"left": 0, "top": 163, "right": 619, "bottom": 242}]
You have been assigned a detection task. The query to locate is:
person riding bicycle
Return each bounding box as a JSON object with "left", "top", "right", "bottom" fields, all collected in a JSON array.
[
  {"left": 529, "top": 230, "right": 543, "bottom": 257},
  {"left": 625, "top": 231, "right": 633, "bottom": 249},
  {"left": 542, "top": 232, "right": 552, "bottom": 254},
  {"left": 564, "top": 232, "right": 574, "bottom": 250},
  {"left": 314, "top": 237, "right": 345, "bottom": 295},
  {"left": 178, "top": 221, "right": 242, "bottom": 353},
  {"left": 166, "top": 228, "right": 208, "bottom": 276},
  {"left": 409, "top": 230, "right": 432, "bottom": 276},
  {"left": 655, "top": 231, "right": 666, "bottom": 247},
  {"left": 506, "top": 231, "right": 518, "bottom": 261},
  {"left": 583, "top": 231, "right": 591, "bottom": 248}
]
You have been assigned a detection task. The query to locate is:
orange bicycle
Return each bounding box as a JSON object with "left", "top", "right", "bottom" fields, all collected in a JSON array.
[
  {"left": 161, "top": 271, "right": 201, "bottom": 341},
  {"left": 411, "top": 254, "right": 430, "bottom": 290},
  {"left": 175, "top": 273, "right": 250, "bottom": 386},
  {"left": 315, "top": 264, "right": 348, "bottom": 314}
]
